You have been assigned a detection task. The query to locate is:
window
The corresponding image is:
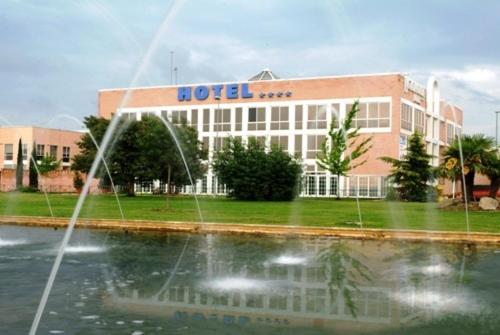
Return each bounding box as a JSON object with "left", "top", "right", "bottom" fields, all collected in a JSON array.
[
  {"left": 235, "top": 107, "right": 243, "bottom": 131},
  {"left": 36, "top": 144, "right": 45, "bottom": 160},
  {"left": 49, "top": 145, "right": 58, "bottom": 159},
  {"left": 330, "top": 176, "right": 338, "bottom": 196},
  {"left": 4, "top": 144, "right": 13, "bottom": 161},
  {"left": 22, "top": 144, "right": 28, "bottom": 161},
  {"left": 446, "top": 123, "right": 454, "bottom": 144},
  {"left": 170, "top": 110, "right": 187, "bottom": 124},
  {"left": 306, "top": 135, "right": 325, "bottom": 159},
  {"left": 121, "top": 112, "right": 136, "bottom": 121},
  {"left": 359, "top": 176, "right": 368, "bottom": 197},
  {"left": 271, "top": 106, "right": 289, "bottom": 130},
  {"left": 269, "top": 294, "right": 287, "bottom": 310},
  {"left": 369, "top": 176, "right": 379, "bottom": 197},
  {"left": 201, "top": 176, "right": 208, "bottom": 193},
  {"left": 295, "top": 105, "right": 303, "bottom": 129},
  {"left": 307, "top": 105, "right": 327, "bottom": 129},
  {"left": 246, "top": 294, "right": 264, "bottom": 308},
  {"left": 270, "top": 136, "right": 288, "bottom": 151},
  {"left": 318, "top": 176, "right": 326, "bottom": 195},
  {"left": 203, "top": 109, "right": 210, "bottom": 132},
  {"left": 401, "top": 103, "right": 412, "bottom": 131},
  {"left": 141, "top": 111, "right": 156, "bottom": 119},
  {"left": 414, "top": 109, "right": 425, "bottom": 134},
  {"left": 349, "top": 102, "right": 390, "bottom": 128},
  {"left": 348, "top": 176, "right": 357, "bottom": 196},
  {"left": 295, "top": 135, "right": 302, "bottom": 158},
  {"left": 202, "top": 137, "right": 209, "bottom": 152},
  {"left": 213, "top": 137, "right": 228, "bottom": 151},
  {"left": 190, "top": 109, "right": 198, "bottom": 127},
  {"left": 62, "top": 146, "right": 70, "bottom": 163},
  {"left": 307, "top": 175, "right": 316, "bottom": 195},
  {"left": 331, "top": 103, "right": 340, "bottom": 128},
  {"left": 214, "top": 108, "right": 230, "bottom": 132},
  {"left": 305, "top": 288, "right": 326, "bottom": 313},
  {"left": 248, "top": 107, "right": 266, "bottom": 130}
]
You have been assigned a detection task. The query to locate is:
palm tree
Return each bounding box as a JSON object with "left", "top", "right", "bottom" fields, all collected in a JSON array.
[
  {"left": 482, "top": 153, "right": 500, "bottom": 198},
  {"left": 440, "top": 134, "right": 496, "bottom": 201}
]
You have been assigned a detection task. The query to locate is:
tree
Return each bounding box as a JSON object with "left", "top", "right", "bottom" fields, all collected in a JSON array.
[
  {"left": 15, "top": 138, "right": 23, "bottom": 190},
  {"left": 213, "top": 137, "right": 302, "bottom": 200},
  {"left": 440, "top": 134, "right": 496, "bottom": 202},
  {"left": 380, "top": 132, "right": 433, "bottom": 202},
  {"left": 316, "top": 101, "right": 372, "bottom": 199},
  {"left": 482, "top": 152, "right": 500, "bottom": 198},
  {"left": 28, "top": 143, "right": 38, "bottom": 190},
  {"left": 72, "top": 115, "right": 206, "bottom": 197},
  {"left": 37, "top": 156, "right": 60, "bottom": 175}
]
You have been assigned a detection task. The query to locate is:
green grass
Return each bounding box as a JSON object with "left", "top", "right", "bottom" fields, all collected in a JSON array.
[{"left": 0, "top": 192, "right": 499, "bottom": 233}]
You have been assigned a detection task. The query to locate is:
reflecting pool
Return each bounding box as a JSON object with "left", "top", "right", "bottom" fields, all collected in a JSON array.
[{"left": 1, "top": 225, "right": 500, "bottom": 334}]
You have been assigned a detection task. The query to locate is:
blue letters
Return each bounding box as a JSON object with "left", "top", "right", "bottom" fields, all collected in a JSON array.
[
  {"left": 241, "top": 83, "right": 253, "bottom": 98},
  {"left": 194, "top": 86, "right": 209, "bottom": 100},
  {"left": 177, "top": 83, "right": 256, "bottom": 101},
  {"left": 212, "top": 85, "right": 223, "bottom": 98},
  {"left": 177, "top": 87, "right": 192, "bottom": 101},
  {"left": 226, "top": 84, "right": 238, "bottom": 99}
]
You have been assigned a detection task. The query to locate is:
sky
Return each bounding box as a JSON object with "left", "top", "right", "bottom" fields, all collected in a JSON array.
[{"left": 1, "top": 0, "right": 499, "bottom": 135}]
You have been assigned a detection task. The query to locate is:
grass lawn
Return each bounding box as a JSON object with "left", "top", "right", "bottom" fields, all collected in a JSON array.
[{"left": 0, "top": 192, "right": 498, "bottom": 233}]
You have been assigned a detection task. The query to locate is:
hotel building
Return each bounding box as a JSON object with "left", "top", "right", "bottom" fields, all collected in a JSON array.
[{"left": 98, "top": 70, "right": 463, "bottom": 197}]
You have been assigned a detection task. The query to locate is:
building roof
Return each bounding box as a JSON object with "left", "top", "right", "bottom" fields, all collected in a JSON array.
[{"left": 248, "top": 68, "right": 280, "bottom": 81}]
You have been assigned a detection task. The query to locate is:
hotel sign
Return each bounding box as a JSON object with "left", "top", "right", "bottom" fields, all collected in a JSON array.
[
  {"left": 177, "top": 83, "right": 253, "bottom": 101},
  {"left": 177, "top": 83, "right": 292, "bottom": 102}
]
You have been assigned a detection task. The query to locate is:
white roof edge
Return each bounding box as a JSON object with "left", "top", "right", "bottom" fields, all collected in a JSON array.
[
  {"left": 98, "top": 71, "right": 404, "bottom": 92},
  {"left": 0, "top": 125, "right": 82, "bottom": 133}
]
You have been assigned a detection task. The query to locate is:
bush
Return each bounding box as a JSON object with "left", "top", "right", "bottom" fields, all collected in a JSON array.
[
  {"left": 73, "top": 172, "right": 84, "bottom": 191},
  {"left": 18, "top": 186, "right": 39, "bottom": 193},
  {"left": 212, "top": 138, "right": 302, "bottom": 201}
]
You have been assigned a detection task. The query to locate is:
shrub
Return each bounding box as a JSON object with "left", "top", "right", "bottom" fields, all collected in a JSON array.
[
  {"left": 73, "top": 172, "right": 84, "bottom": 191},
  {"left": 212, "top": 138, "right": 302, "bottom": 201}
]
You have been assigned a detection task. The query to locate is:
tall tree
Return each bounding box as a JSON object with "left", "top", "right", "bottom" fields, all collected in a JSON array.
[
  {"left": 28, "top": 143, "right": 38, "bottom": 190},
  {"left": 440, "top": 134, "right": 495, "bottom": 202},
  {"left": 316, "top": 101, "right": 372, "bottom": 199},
  {"left": 380, "top": 132, "right": 433, "bottom": 202},
  {"left": 15, "top": 138, "right": 23, "bottom": 190},
  {"left": 481, "top": 151, "right": 500, "bottom": 198}
]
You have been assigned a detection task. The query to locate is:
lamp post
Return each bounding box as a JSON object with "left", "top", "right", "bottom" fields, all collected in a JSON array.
[{"left": 496, "top": 111, "right": 500, "bottom": 149}]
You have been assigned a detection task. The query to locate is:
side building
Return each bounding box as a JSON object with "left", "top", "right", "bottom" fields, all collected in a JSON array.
[
  {"left": 0, "top": 126, "right": 82, "bottom": 192},
  {"left": 97, "top": 71, "right": 463, "bottom": 198}
]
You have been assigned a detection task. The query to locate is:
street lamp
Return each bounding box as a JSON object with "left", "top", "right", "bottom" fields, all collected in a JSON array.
[{"left": 496, "top": 111, "right": 500, "bottom": 149}]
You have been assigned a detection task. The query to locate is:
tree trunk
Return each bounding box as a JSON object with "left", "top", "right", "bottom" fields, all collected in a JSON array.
[
  {"left": 126, "top": 181, "right": 135, "bottom": 197},
  {"left": 489, "top": 177, "right": 500, "bottom": 198},
  {"left": 336, "top": 173, "right": 341, "bottom": 200},
  {"left": 166, "top": 165, "right": 172, "bottom": 209},
  {"left": 463, "top": 171, "right": 475, "bottom": 202}
]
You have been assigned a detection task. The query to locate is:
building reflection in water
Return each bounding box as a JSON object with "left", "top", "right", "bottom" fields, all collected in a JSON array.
[{"left": 104, "top": 234, "right": 474, "bottom": 332}]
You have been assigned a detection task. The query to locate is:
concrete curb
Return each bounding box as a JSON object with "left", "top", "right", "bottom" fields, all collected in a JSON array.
[{"left": 1, "top": 215, "right": 500, "bottom": 244}]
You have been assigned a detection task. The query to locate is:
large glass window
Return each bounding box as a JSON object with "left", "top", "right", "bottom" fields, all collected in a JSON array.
[
  {"left": 401, "top": 103, "right": 412, "bottom": 131},
  {"left": 295, "top": 105, "right": 303, "bottom": 129},
  {"left": 271, "top": 106, "right": 289, "bottom": 130},
  {"left": 295, "top": 135, "right": 302, "bottom": 158},
  {"left": 248, "top": 107, "right": 266, "bottom": 130},
  {"left": 22, "top": 143, "right": 28, "bottom": 161},
  {"left": 235, "top": 107, "right": 243, "bottom": 131},
  {"left": 190, "top": 109, "right": 198, "bottom": 128},
  {"left": 214, "top": 108, "right": 231, "bottom": 132},
  {"left": 330, "top": 176, "right": 338, "bottom": 196},
  {"left": 318, "top": 175, "right": 326, "bottom": 195},
  {"left": 414, "top": 109, "right": 425, "bottom": 134},
  {"left": 331, "top": 103, "right": 340, "bottom": 128},
  {"left": 213, "top": 137, "right": 228, "bottom": 151},
  {"left": 203, "top": 109, "right": 210, "bottom": 132},
  {"left": 248, "top": 136, "right": 266, "bottom": 147},
  {"left": 62, "top": 146, "right": 70, "bottom": 163},
  {"left": 305, "top": 288, "right": 326, "bottom": 313},
  {"left": 4, "top": 144, "right": 13, "bottom": 161},
  {"left": 270, "top": 136, "right": 288, "bottom": 151},
  {"left": 307, "top": 105, "right": 327, "bottom": 129},
  {"left": 349, "top": 102, "right": 390, "bottom": 128},
  {"left": 306, "top": 135, "right": 325, "bottom": 159},
  {"left": 170, "top": 110, "right": 187, "bottom": 124}
]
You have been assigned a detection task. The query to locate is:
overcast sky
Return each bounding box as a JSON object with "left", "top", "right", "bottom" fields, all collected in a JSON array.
[{"left": 1, "top": 0, "right": 499, "bottom": 135}]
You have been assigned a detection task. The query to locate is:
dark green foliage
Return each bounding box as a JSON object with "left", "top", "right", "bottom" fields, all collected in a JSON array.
[
  {"left": 380, "top": 132, "right": 433, "bottom": 202},
  {"left": 15, "top": 138, "right": 23, "bottom": 190},
  {"left": 37, "top": 155, "right": 60, "bottom": 175},
  {"left": 71, "top": 115, "right": 206, "bottom": 196},
  {"left": 212, "top": 137, "right": 302, "bottom": 200},
  {"left": 439, "top": 134, "right": 496, "bottom": 201},
  {"left": 28, "top": 143, "right": 38, "bottom": 189},
  {"left": 73, "top": 172, "right": 84, "bottom": 190},
  {"left": 317, "top": 101, "right": 372, "bottom": 198}
]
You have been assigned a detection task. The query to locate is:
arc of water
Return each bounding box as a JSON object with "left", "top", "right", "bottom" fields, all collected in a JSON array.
[
  {"left": 0, "top": 116, "right": 55, "bottom": 218},
  {"left": 43, "top": 114, "right": 125, "bottom": 223},
  {"left": 28, "top": 1, "right": 187, "bottom": 334}
]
